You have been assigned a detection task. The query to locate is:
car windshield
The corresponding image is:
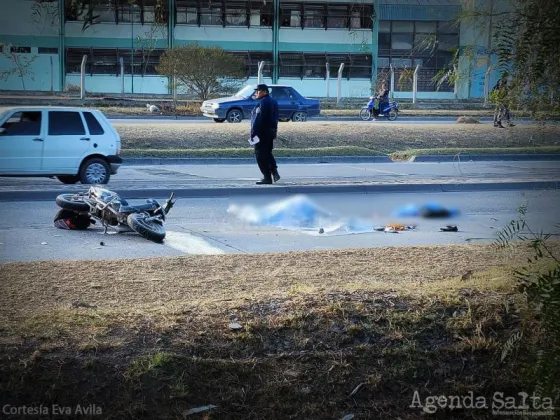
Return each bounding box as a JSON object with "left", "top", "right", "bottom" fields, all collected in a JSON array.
[{"left": 234, "top": 86, "right": 256, "bottom": 98}]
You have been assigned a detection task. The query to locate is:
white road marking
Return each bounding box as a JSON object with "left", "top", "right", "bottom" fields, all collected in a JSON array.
[{"left": 164, "top": 231, "right": 225, "bottom": 254}]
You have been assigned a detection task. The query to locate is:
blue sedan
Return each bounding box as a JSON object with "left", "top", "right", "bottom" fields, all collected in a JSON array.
[{"left": 200, "top": 84, "right": 321, "bottom": 123}]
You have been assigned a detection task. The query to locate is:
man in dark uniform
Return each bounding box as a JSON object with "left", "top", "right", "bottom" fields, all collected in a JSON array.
[{"left": 250, "top": 84, "right": 280, "bottom": 185}]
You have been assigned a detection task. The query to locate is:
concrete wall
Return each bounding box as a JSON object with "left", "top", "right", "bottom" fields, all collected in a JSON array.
[
  {"left": 0, "top": 48, "right": 61, "bottom": 92},
  {"left": 65, "top": 74, "right": 169, "bottom": 95},
  {"left": 279, "top": 28, "right": 373, "bottom": 53},
  {"left": 65, "top": 22, "right": 169, "bottom": 48},
  {"left": 174, "top": 26, "right": 272, "bottom": 50}
]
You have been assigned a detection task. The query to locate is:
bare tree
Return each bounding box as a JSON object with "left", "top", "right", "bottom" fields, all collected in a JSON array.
[
  {"left": 156, "top": 43, "right": 246, "bottom": 101},
  {"left": 0, "top": 49, "right": 38, "bottom": 90}
]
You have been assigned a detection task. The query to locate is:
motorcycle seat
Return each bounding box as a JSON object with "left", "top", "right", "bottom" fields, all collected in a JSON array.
[{"left": 119, "top": 202, "right": 158, "bottom": 212}]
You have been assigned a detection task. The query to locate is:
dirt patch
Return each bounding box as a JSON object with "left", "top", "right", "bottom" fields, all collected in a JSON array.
[
  {"left": 116, "top": 122, "right": 560, "bottom": 155},
  {"left": 0, "top": 243, "right": 556, "bottom": 419}
]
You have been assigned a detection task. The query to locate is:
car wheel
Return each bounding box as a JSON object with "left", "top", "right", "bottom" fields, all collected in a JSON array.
[
  {"left": 213, "top": 118, "right": 225, "bottom": 123},
  {"left": 387, "top": 109, "right": 398, "bottom": 121},
  {"left": 226, "top": 109, "right": 243, "bottom": 123},
  {"left": 57, "top": 175, "right": 79, "bottom": 184},
  {"left": 79, "top": 158, "right": 110, "bottom": 184},
  {"left": 292, "top": 111, "right": 308, "bottom": 122}
]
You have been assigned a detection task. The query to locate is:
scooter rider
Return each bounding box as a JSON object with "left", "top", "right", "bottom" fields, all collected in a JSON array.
[{"left": 372, "top": 82, "right": 389, "bottom": 119}]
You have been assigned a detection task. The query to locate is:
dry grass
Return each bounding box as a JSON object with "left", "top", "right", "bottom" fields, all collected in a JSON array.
[
  {"left": 0, "top": 242, "right": 557, "bottom": 419},
  {"left": 116, "top": 122, "right": 560, "bottom": 156}
]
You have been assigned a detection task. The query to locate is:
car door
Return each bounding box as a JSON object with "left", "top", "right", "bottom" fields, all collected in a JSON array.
[
  {"left": 0, "top": 110, "right": 44, "bottom": 174},
  {"left": 43, "top": 110, "right": 92, "bottom": 173},
  {"left": 269, "top": 87, "right": 294, "bottom": 119}
]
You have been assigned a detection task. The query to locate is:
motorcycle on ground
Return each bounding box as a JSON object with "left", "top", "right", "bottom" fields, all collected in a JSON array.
[
  {"left": 54, "top": 186, "right": 176, "bottom": 242},
  {"left": 359, "top": 97, "right": 399, "bottom": 121}
]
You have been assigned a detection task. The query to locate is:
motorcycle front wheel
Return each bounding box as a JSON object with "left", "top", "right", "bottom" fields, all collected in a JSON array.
[
  {"left": 359, "top": 108, "right": 372, "bottom": 121},
  {"left": 127, "top": 213, "right": 166, "bottom": 242}
]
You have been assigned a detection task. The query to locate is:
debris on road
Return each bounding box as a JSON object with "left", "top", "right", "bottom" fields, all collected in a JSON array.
[
  {"left": 41, "top": 242, "right": 48, "bottom": 245},
  {"left": 440, "top": 225, "right": 459, "bottom": 232},
  {"left": 229, "top": 322, "right": 243, "bottom": 330}
]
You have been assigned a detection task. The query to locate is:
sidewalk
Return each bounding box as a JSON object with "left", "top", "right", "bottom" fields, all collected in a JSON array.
[{"left": 1, "top": 161, "right": 559, "bottom": 201}]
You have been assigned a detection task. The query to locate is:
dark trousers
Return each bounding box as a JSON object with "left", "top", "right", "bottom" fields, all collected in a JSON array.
[{"left": 255, "top": 137, "right": 277, "bottom": 180}]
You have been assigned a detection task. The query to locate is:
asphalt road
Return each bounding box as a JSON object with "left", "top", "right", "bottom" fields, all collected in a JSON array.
[
  {"left": 2, "top": 161, "right": 559, "bottom": 195},
  {"left": 1, "top": 189, "right": 559, "bottom": 262},
  {"left": 108, "top": 116, "right": 526, "bottom": 125}
]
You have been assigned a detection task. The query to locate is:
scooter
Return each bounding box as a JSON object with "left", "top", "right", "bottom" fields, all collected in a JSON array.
[{"left": 359, "top": 97, "right": 399, "bottom": 121}]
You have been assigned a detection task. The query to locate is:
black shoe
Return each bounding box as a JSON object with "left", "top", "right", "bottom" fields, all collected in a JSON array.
[
  {"left": 256, "top": 178, "right": 272, "bottom": 185},
  {"left": 497, "top": 123, "right": 505, "bottom": 128},
  {"left": 272, "top": 171, "right": 281, "bottom": 182}
]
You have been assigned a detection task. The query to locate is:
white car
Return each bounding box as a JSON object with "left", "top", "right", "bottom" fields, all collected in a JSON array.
[{"left": 0, "top": 106, "right": 122, "bottom": 184}]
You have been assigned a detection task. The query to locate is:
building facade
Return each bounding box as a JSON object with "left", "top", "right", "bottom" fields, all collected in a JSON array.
[{"left": 0, "top": 0, "right": 502, "bottom": 99}]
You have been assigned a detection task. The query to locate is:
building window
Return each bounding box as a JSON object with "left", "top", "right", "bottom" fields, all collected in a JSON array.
[
  {"left": 376, "top": 20, "right": 459, "bottom": 92},
  {"left": 392, "top": 33, "right": 413, "bottom": 50},
  {"left": 66, "top": 48, "right": 164, "bottom": 76},
  {"left": 303, "top": 3, "right": 325, "bottom": 28},
  {"left": 117, "top": 2, "right": 142, "bottom": 23},
  {"left": 280, "top": 3, "right": 301, "bottom": 27},
  {"left": 225, "top": 2, "right": 248, "bottom": 26},
  {"left": 38, "top": 47, "right": 59, "bottom": 54},
  {"left": 326, "top": 5, "right": 347, "bottom": 29},
  {"left": 200, "top": 3, "right": 223, "bottom": 26},
  {"left": 11, "top": 46, "right": 31, "bottom": 54},
  {"left": 229, "top": 51, "right": 273, "bottom": 78},
  {"left": 279, "top": 52, "right": 303, "bottom": 77},
  {"left": 252, "top": 1, "right": 273, "bottom": 27},
  {"left": 348, "top": 54, "right": 371, "bottom": 79},
  {"left": 303, "top": 53, "right": 326, "bottom": 78},
  {"left": 176, "top": 0, "right": 198, "bottom": 24},
  {"left": 279, "top": 52, "right": 372, "bottom": 80}
]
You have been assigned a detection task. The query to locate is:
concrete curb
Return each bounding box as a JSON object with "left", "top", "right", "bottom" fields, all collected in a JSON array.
[
  {"left": 409, "top": 154, "right": 560, "bottom": 162},
  {"left": 122, "top": 156, "right": 394, "bottom": 165},
  {"left": 2, "top": 181, "right": 558, "bottom": 202}
]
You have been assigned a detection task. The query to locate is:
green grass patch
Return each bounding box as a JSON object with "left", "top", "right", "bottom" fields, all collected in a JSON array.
[
  {"left": 122, "top": 146, "right": 385, "bottom": 158},
  {"left": 390, "top": 146, "right": 560, "bottom": 161}
]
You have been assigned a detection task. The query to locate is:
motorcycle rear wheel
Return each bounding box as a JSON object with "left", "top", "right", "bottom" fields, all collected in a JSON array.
[
  {"left": 387, "top": 109, "right": 398, "bottom": 121},
  {"left": 127, "top": 213, "right": 166, "bottom": 242},
  {"left": 55, "top": 193, "right": 90, "bottom": 212},
  {"left": 359, "top": 108, "right": 372, "bottom": 121}
]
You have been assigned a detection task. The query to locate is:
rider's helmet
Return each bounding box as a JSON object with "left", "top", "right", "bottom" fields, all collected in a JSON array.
[{"left": 54, "top": 209, "right": 94, "bottom": 230}]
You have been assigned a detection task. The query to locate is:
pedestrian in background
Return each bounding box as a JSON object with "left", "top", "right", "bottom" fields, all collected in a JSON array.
[
  {"left": 491, "top": 74, "right": 515, "bottom": 128},
  {"left": 250, "top": 84, "right": 280, "bottom": 185}
]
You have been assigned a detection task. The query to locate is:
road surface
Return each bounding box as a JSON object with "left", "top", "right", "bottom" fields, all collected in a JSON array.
[
  {"left": 1, "top": 189, "right": 558, "bottom": 262},
  {"left": 107, "top": 116, "right": 532, "bottom": 125},
  {"left": 1, "top": 161, "right": 559, "bottom": 195}
]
